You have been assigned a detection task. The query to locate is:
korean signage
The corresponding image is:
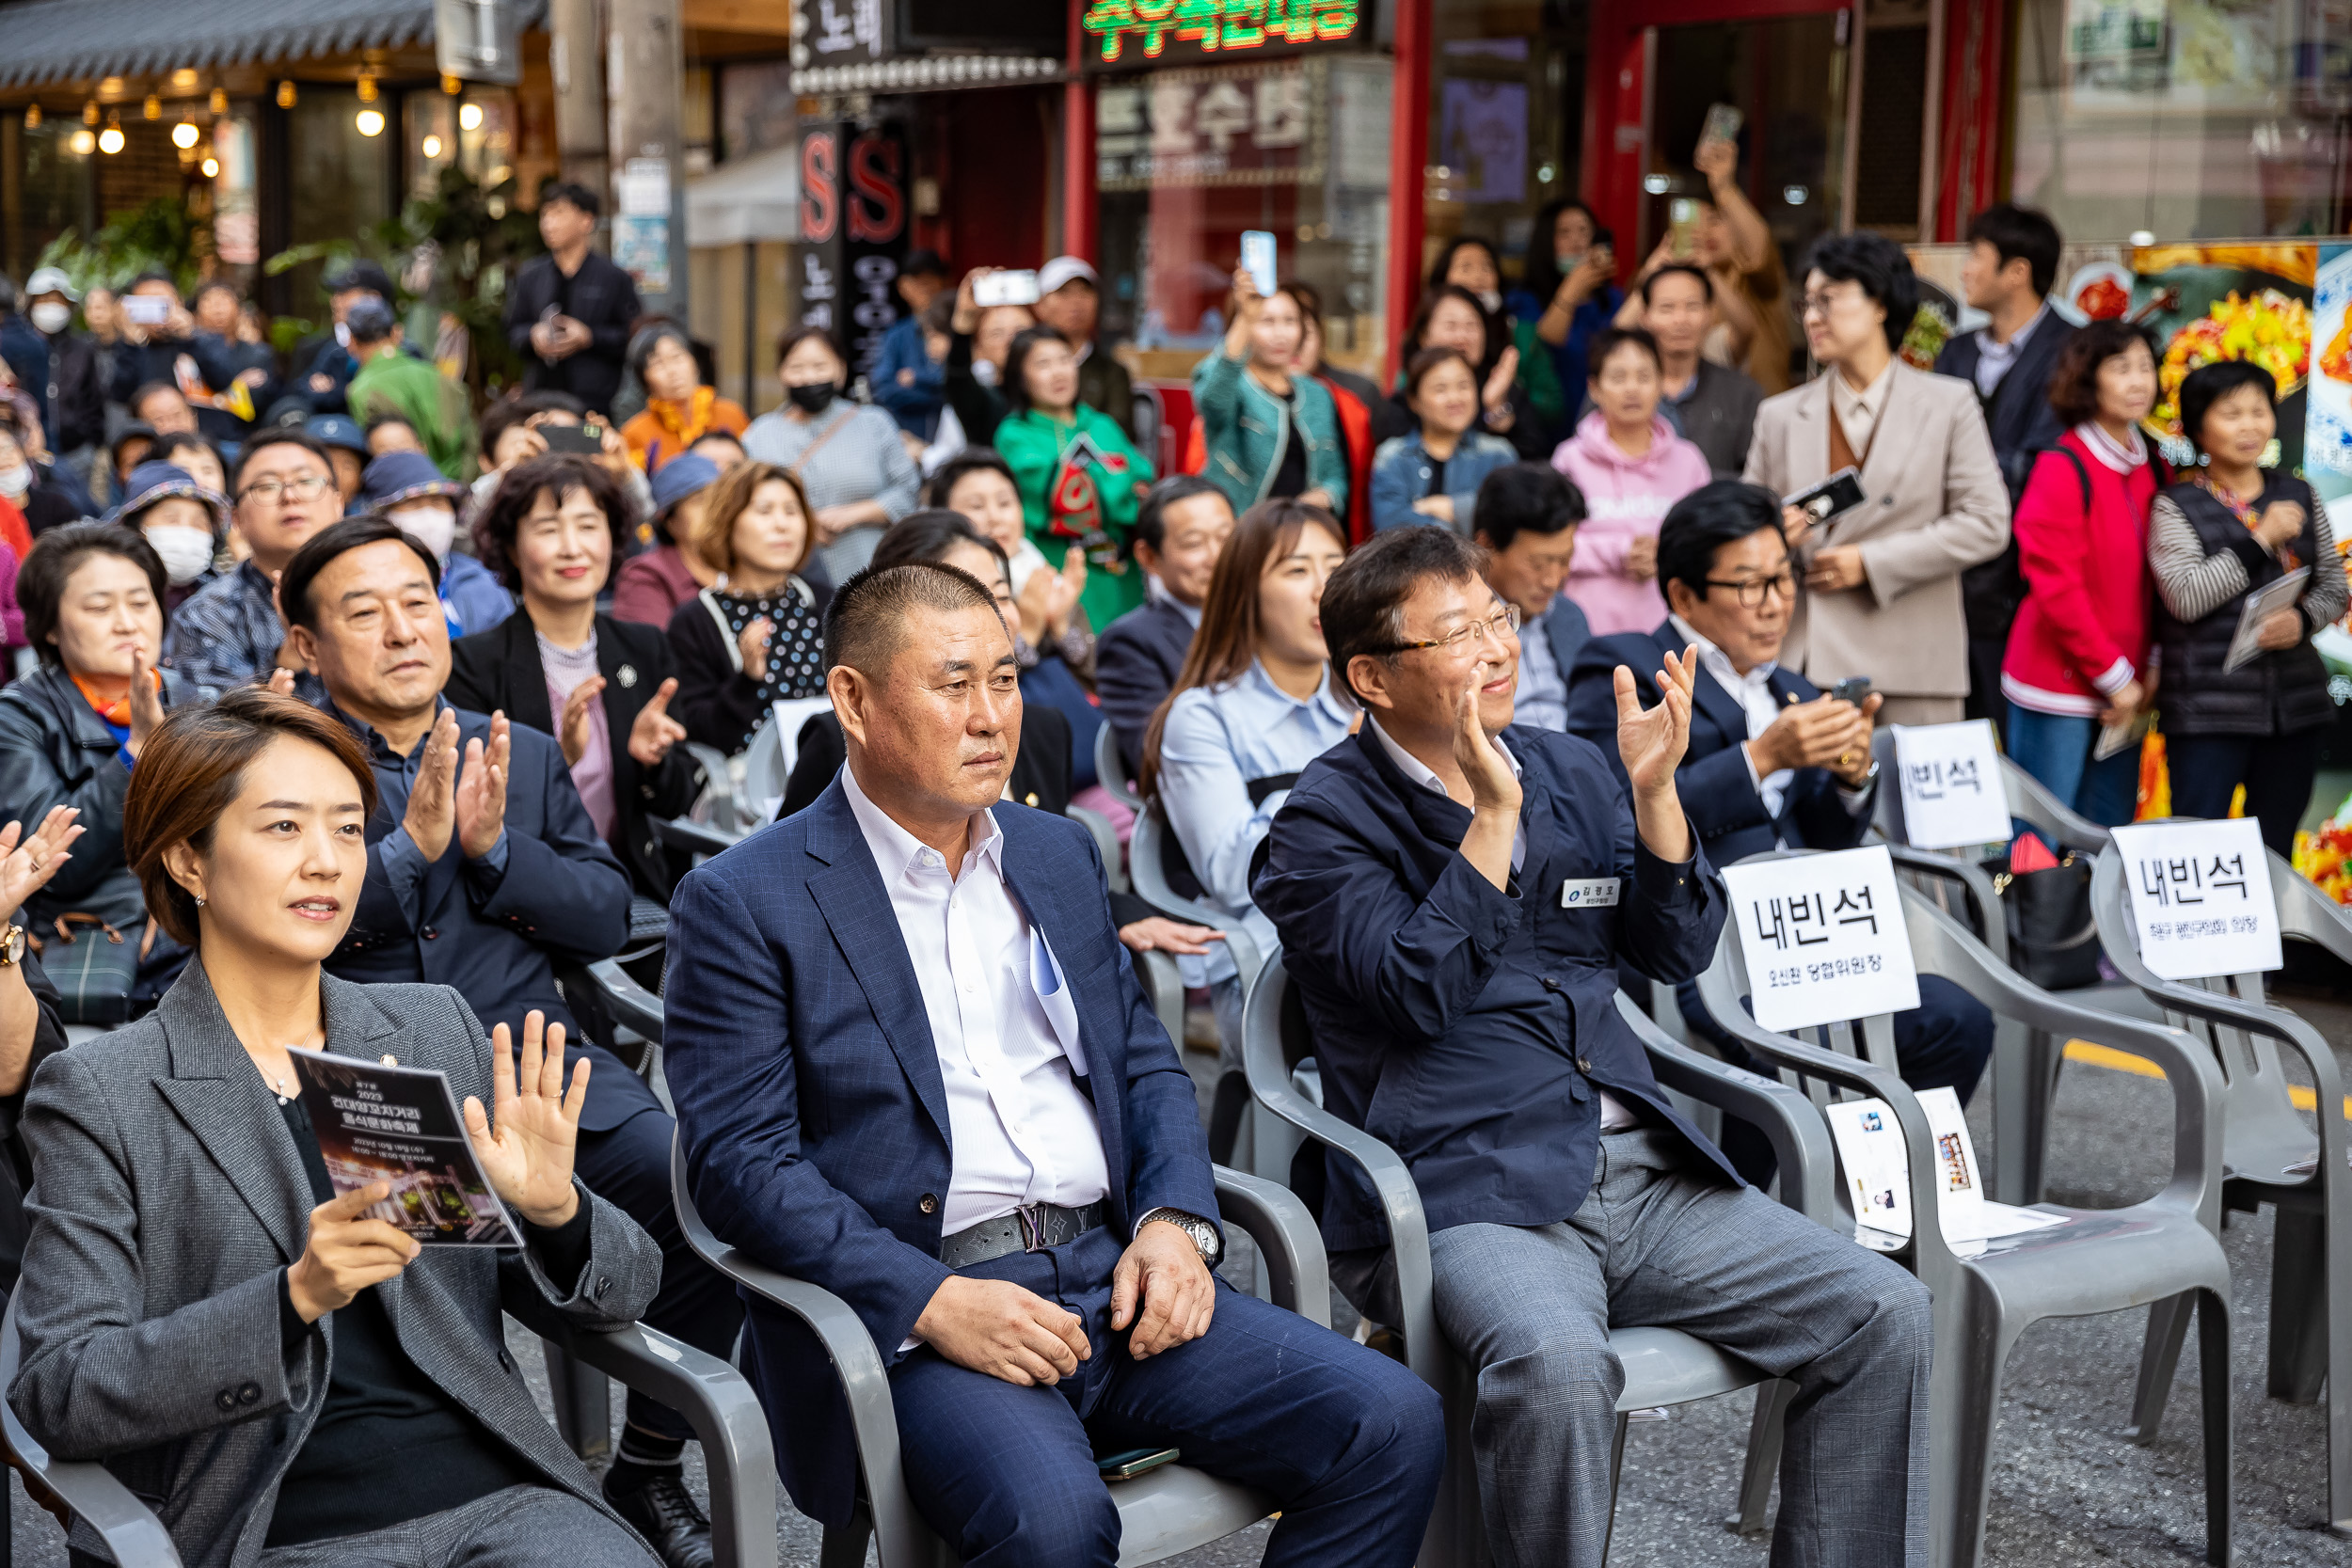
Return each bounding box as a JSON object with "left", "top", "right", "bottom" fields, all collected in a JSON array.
[
  {"left": 1890, "top": 721, "right": 2010, "bottom": 850},
  {"left": 1081, "top": 0, "right": 1363, "bottom": 69},
  {"left": 796, "top": 122, "right": 909, "bottom": 384},
  {"left": 1721, "top": 847, "right": 1922, "bottom": 1033},
  {"left": 1096, "top": 58, "right": 1324, "bottom": 191},
  {"left": 793, "top": 0, "right": 888, "bottom": 67},
  {"left": 2112, "top": 818, "right": 2282, "bottom": 980}
]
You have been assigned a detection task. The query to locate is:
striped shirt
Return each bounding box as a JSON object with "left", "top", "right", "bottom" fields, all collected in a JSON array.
[
  {"left": 2150, "top": 487, "right": 2346, "bottom": 626},
  {"left": 161, "top": 559, "right": 328, "bottom": 705}
]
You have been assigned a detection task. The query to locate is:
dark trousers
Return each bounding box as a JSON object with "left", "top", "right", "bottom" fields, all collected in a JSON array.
[
  {"left": 1676, "top": 975, "right": 1996, "bottom": 1187},
  {"left": 572, "top": 1108, "right": 745, "bottom": 1444},
  {"left": 2164, "top": 729, "right": 2324, "bottom": 859},
  {"left": 1963, "top": 631, "right": 2009, "bottom": 733},
  {"left": 887, "top": 1224, "right": 1442, "bottom": 1566}
]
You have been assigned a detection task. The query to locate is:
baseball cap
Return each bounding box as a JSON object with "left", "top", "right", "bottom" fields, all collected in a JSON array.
[
  {"left": 1038, "top": 257, "right": 1099, "bottom": 296},
  {"left": 24, "top": 267, "right": 80, "bottom": 303},
  {"left": 305, "top": 414, "right": 371, "bottom": 455},
  {"left": 360, "top": 450, "right": 467, "bottom": 511}
]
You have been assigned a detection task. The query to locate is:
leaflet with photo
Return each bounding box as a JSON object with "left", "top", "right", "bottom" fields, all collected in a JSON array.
[
  {"left": 2222, "top": 566, "right": 2311, "bottom": 673},
  {"left": 287, "top": 1048, "right": 521, "bottom": 1247},
  {"left": 1822, "top": 1089, "right": 2064, "bottom": 1255}
]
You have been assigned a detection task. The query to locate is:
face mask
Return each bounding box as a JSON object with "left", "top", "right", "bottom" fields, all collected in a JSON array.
[
  {"left": 334, "top": 321, "right": 352, "bottom": 349},
  {"left": 971, "top": 359, "right": 1000, "bottom": 388},
  {"left": 1554, "top": 250, "right": 1586, "bottom": 275},
  {"left": 785, "top": 381, "right": 838, "bottom": 414},
  {"left": 1474, "top": 289, "right": 1503, "bottom": 314},
  {"left": 29, "top": 302, "right": 71, "bottom": 334},
  {"left": 144, "top": 524, "right": 215, "bottom": 586},
  {"left": 389, "top": 503, "right": 458, "bottom": 562},
  {"left": 0, "top": 464, "right": 27, "bottom": 499}
]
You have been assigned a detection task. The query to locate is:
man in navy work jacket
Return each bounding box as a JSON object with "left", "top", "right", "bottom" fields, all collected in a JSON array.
[
  {"left": 1565, "top": 480, "right": 1994, "bottom": 1185},
  {"left": 661, "top": 560, "right": 1442, "bottom": 1566},
  {"left": 1252, "top": 524, "right": 1931, "bottom": 1568},
  {"left": 279, "top": 517, "right": 741, "bottom": 1568}
]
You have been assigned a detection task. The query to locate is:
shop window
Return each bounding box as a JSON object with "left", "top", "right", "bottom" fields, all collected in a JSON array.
[
  {"left": 1425, "top": 0, "right": 1588, "bottom": 289},
  {"left": 2012, "top": 0, "right": 2352, "bottom": 241},
  {"left": 1853, "top": 21, "right": 1929, "bottom": 236},
  {"left": 5, "top": 121, "right": 87, "bottom": 279},
  {"left": 285, "top": 88, "right": 393, "bottom": 309},
  {"left": 404, "top": 87, "right": 518, "bottom": 200},
  {"left": 1096, "top": 54, "right": 1392, "bottom": 381},
  {"left": 719, "top": 60, "right": 797, "bottom": 163}
]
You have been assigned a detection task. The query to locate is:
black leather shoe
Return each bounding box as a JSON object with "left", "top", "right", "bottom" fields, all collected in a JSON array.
[{"left": 604, "top": 1468, "right": 716, "bottom": 1568}]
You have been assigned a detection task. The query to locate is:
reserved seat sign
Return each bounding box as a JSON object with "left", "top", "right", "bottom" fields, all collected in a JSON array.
[
  {"left": 2112, "top": 816, "right": 2281, "bottom": 981},
  {"left": 1721, "top": 846, "right": 1922, "bottom": 1032},
  {"left": 1890, "top": 720, "right": 2010, "bottom": 850}
]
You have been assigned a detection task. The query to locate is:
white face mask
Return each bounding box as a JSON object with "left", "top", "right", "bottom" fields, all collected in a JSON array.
[
  {"left": 389, "top": 503, "right": 458, "bottom": 562},
  {"left": 334, "top": 321, "right": 352, "bottom": 349},
  {"left": 1474, "top": 288, "right": 1503, "bottom": 314},
  {"left": 28, "top": 302, "right": 71, "bottom": 334},
  {"left": 0, "top": 464, "right": 27, "bottom": 499},
  {"left": 145, "top": 524, "right": 215, "bottom": 586},
  {"left": 972, "top": 358, "right": 1000, "bottom": 388}
]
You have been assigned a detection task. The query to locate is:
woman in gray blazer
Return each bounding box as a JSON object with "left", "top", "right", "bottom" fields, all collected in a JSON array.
[{"left": 8, "top": 689, "right": 662, "bottom": 1568}]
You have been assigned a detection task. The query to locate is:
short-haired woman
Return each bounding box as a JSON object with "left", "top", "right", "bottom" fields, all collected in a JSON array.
[
  {"left": 1369, "top": 346, "right": 1519, "bottom": 534},
  {"left": 740, "top": 325, "right": 921, "bottom": 578},
  {"left": 10, "top": 688, "right": 662, "bottom": 1567},
  {"left": 451, "top": 453, "right": 703, "bottom": 899},
  {"left": 1552, "top": 325, "right": 1711, "bottom": 635},
  {"left": 993, "top": 325, "right": 1157, "bottom": 629},
  {"left": 1140, "top": 499, "right": 1350, "bottom": 1151},
  {"left": 610, "top": 450, "right": 724, "bottom": 629},
  {"left": 0, "top": 522, "right": 189, "bottom": 938},
  {"left": 2150, "top": 360, "right": 2348, "bottom": 852},
  {"left": 664, "top": 459, "right": 833, "bottom": 755},
  {"left": 618, "top": 321, "right": 747, "bottom": 475},
  {"left": 1194, "top": 274, "right": 1350, "bottom": 519},
  {"left": 2001, "top": 320, "right": 2165, "bottom": 826}
]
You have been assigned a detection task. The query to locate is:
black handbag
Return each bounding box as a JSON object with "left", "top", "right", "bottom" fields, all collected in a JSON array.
[{"left": 1994, "top": 853, "right": 2104, "bottom": 991}]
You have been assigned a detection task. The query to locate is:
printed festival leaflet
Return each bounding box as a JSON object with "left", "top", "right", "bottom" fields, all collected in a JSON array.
[{"left": 287, "top": 1048, "right": 522, "bottom": 1247}]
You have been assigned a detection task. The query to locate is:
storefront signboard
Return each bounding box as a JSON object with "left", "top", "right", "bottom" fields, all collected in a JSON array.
[
  {"left": 793, "top": 0, "right": 888, "bottom": 67},
  {"left": 1081, "top": 0, "right": 1364, "bottom": 70},
  {"left": 796, "top": 122, "right": 910, "bottom": 384},
  {"left": 1096, "top": 58, "right": 1324, "bottom": 191}
]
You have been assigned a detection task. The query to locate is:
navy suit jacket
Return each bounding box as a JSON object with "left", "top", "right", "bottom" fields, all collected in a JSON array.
[
  {"left": 1935, "top": 318, "right": 2076, "bottom": 496},
  {"left": 1094, "top": 596, "right": 1197, "bottom": 772},
  {"left": 1565, "top": 624, "right": 1877, "bottom": 866},
  {"left": 1250, "top": 726, "right": 1737, "bottom": 1255},
  {"left": 322, "top": 705, "right": 656, "bottom": 1132},
  {"left": 662, "top": 780, "right": 1219, "bottom": 1525}
]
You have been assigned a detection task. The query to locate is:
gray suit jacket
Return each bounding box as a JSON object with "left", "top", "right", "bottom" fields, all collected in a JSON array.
[
  {"left": 1742, "top": 360, "right": 2011, "bottom": 699},
  {"left": 8, "top": 963, "right": 661, "bottom": 1568}
]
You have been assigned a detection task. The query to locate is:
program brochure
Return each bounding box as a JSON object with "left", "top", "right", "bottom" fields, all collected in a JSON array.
[{"left": 287, "top": 1048, "right": 522, "bottom": 1246}]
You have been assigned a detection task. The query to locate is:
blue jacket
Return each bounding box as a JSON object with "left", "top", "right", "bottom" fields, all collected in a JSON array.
[
  {"left": 662, "top": 782, "right": 1218, "bottom": 1526},
  {"left": 437, "top": 550, "right": 516, "bottom": 639},
  {"left": 1095, "top": 595, "right": 1197, "bottom": 772},
  {"left": 1565, "top": 623, "right": 1877, "bottom": 865},
  {"left": 1251, "top": 725, "right": 1736, "bottom": 1253},
  {"left": 321, "top": 701, "right": 655, "bottom": 1133},
  {"left": 1191, "top": 351, "right": 1349, "bottom": 515},
  {"left": 1368, "top": 429, "right": 1519, "bottom": 533},
  {"left": 869, "top": 314, "right": 945, "bottom": 439}
]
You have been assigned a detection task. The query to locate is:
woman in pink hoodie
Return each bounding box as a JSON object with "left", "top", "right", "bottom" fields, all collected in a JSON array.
[{"left": 1551, "top": 325, "right": 1713, "bottom": 634}]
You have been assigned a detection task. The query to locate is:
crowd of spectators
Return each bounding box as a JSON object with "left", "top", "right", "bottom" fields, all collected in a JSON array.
[{"left": 0, "top": 169, "right": 2343, "bottom": 1568}]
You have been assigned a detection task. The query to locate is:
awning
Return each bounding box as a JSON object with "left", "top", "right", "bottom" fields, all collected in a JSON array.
[
  {"left": 685, "top": 142, "right": 800, "bottom": 248},
  {"left": 0, "top": 0, "right": 547, "bottom": 88}
]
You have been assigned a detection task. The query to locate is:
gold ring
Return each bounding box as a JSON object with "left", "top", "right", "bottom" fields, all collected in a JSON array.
[{"left": 1837, "top": 752, "right": 1855, "bottom": 768}]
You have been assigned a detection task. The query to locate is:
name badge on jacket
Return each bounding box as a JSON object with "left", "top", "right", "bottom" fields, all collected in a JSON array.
[{"left": 1561, "top": 879, "right": 1621, "bottom": 910}]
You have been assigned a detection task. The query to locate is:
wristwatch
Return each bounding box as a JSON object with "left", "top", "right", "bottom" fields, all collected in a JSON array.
[
  {"left": 1136, "top": 1207, "right": 1222, "bottom": 1267},
  {"left": 0, "top": 924, "right": 24, "bottom": 967}
]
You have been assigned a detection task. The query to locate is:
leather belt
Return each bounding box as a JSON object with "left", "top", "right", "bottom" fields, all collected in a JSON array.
[{"left": 939, "top": 1201, "right": 1106, "bottom": 1269}]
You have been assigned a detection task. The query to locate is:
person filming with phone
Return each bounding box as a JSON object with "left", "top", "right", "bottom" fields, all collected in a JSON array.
[
  {"left": 504, "top": 182, "right": 643, "bottom": 418},
  {"left": 1565, "top": 480, "right": 1993, "bottom": 1187},
  {"left": 1195, "top": 261, "right": 1349, "bottom": 517}
]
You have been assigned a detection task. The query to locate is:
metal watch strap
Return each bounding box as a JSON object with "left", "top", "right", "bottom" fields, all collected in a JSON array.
[{"left": 1136, "top": 1206, "right": 1221, "bottom": 1266}]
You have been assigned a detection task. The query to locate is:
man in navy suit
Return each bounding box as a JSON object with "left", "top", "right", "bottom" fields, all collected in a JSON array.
[
  {"left": 662, "top": 561, "right": 1442, "bottom": 1565},
  {"left": 1253, "top": 525, "right": 1930, "bottom": 1568},
  {"left": 281, "top": 517, "right": 738, "bottom": 1565},
  {"left": 1470, "top": 462, "right": 1589, "bottom": 731},
  {"left": 1094, "top": 476, "right": 1234, "bottom": 774},
  {"left": 1565, "top": 481, "right": 1994, "bottom": 1184}
]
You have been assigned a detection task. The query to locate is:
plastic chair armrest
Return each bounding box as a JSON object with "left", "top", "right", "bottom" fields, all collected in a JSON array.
[
  {"left": 1615, "top": 991, "right": 1839, "bottom": 1230},
  {"left": 0, "top": 1310, "right": 183, "bottom": 1566},
  {"left": 549, "top": 1322, "right": 779, "bottom": 1568},
  {"left": 1880, "top": 842, "right": 2010, "bottom": 966},
  {"left": 1066, "top": 805, "right": 1129, "bottom": 895},
  {"left": 654, "top": 815, "right": 742, "bottom": 860},
  {"left": 1211, "top": 1164, "right": 1330, "bottom": 1326},
  {"left": 583, "top": 958, "right": 666, "bottom": 1047},
  {"left": 2004, "top": 759, "right": 2112, "bottom": 855}
]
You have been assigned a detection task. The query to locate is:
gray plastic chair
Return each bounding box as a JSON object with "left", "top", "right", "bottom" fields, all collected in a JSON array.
[
  {"left": 1066, "top": 804, "right": 1129, "bottom": 895},
  {"left": 669, "top": 1134, "right": 1325, "bottom": 1567},
  {"left": 1094, "top": 721, "right": 1136, "bottom": 805},
  {"left": 2091, "top": 836, "right": 2352, "bottom": 1534},
  {"left": 0, "top": 1291, "right": 781, "bottom": 1568},
  {"left": 1242, "top": 955, "right": 1836, "bottom": 1566},
  {"left": 1696, "top": 867, "right": 2232, "bottom": 1568}
]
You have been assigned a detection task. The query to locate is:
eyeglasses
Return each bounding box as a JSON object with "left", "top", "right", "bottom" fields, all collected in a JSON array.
[
  {"left": 1703, "top": 570, "right": 1797, "bottom": 609},
  {"left": 1378, "top": 603, "right": 1521, "bottom": 656},
  {"left": 238, "top": 472, "right": 334, "bottom": 505},
  {"left": 1799, "top": 290, "right": 1861, "bottom": 319}
]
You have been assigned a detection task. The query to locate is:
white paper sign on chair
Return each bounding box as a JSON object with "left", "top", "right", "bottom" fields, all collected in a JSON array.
[
  {"left": 1721, "top": 845, "right": 1922, "bottom": 1031},
  {"left": 1890, "top": 720, "right": 2010, "bottom": 849},
  {"left": 2112, "top": 816, "right": 2282, "bottom": 981}
]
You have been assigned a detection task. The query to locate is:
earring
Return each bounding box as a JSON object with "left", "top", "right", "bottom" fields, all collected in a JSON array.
[{"left": 193, "top": 895, "right": 206, "bottom": 908}]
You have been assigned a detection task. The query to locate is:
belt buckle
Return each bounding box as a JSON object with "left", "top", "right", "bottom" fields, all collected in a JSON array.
[{"left": 1016, "top": 1203, "right": 1048, "bottom": 1253}]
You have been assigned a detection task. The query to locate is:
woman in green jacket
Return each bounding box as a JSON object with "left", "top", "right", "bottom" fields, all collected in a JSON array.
[
  {"left": 1192, "top": 271, "right": 1349, "bottom": 519},
  {"left": 995, "top": 326, "right": 1156, "bottom": 627}
]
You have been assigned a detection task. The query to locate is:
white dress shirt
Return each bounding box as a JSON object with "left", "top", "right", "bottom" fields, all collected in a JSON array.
[
  {"left": 1669, "top": 615, "right": 1874, "bottom": 828},
  {"left": 1367, "top": 718, "right": 1637, "bottom": 1133},
  {"left": 840, "top": 763, "right": 1111, "bottom": 1236},
  {"left": 1829, "top": 361, "right": 1896, "bottom": 458}
]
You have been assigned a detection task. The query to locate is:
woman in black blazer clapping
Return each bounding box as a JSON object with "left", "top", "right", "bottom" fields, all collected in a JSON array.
[{"left": 450, "top": 454, "right": 706, "bottom": 899}]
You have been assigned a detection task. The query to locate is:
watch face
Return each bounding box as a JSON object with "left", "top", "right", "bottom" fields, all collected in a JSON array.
[{"left": 0, "top": 926, "right": 22, "bottom": 965}]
